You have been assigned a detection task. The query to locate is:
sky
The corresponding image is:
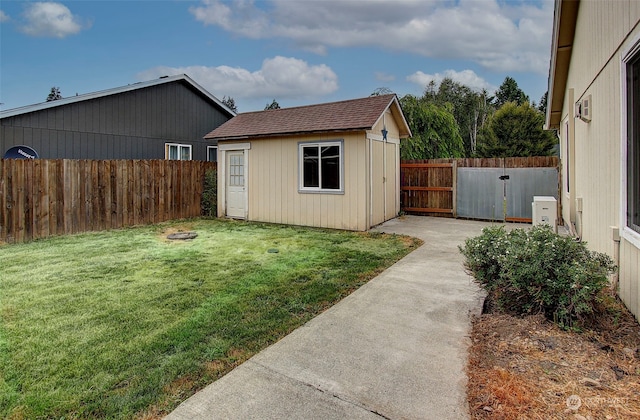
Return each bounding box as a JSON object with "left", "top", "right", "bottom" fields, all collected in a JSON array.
[{"left": 0, "top": 0, "right": 554, "bottom": 113}]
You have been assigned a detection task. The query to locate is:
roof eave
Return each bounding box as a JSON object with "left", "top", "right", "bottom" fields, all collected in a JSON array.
[
  {"left": 210, "top": 127, "right": 373, "bottom": 142},
  {"left": 545, "top": 0, "right": 580, "bottom": 130}
]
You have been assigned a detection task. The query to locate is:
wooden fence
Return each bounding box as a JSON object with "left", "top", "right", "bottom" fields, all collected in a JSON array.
[
  {"left": 0, "top": 159, "right": 216, "bottom": 243},
  {"left": 401, "top": 156, "right": 559, "bottom": 217}
]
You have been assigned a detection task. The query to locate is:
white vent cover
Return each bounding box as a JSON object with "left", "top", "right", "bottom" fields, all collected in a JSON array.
[{"left": 575, "top": 95, "right": 592, "bottom": 122}]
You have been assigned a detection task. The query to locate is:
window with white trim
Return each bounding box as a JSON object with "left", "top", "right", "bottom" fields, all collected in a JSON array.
[
  {"left": 299, "top": 141, "right": 343, "bottom": 192},
  {"left": 627, "top": 51, "right": 640, "bottom": 233},
  {"left": 165, "top": 143, "right": 192, "bottom": 160},
  {"left": 207, "top": 146, "right": 218, "bottom": 162}
]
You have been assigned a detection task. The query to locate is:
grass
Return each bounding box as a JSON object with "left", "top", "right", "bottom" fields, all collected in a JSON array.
[{"left": 0, "top": 218, "right": 420, "bottom": 419}]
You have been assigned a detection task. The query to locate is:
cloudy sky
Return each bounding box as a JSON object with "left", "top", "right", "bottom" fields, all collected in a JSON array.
[{"left": 0, "top": 0, "right": 554, "bottom": 112}]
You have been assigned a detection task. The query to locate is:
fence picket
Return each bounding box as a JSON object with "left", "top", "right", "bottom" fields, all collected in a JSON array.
[
  {"left": 401, "top": 157, "right": 559, "bottom": 218},
  {"left": 0, "top": 159, "right": 216, "bottom": 243}
]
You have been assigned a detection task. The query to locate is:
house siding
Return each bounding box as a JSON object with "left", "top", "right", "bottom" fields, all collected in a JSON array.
[
  {"left": 0, "top": 80, "right": 230, "bottom": 160},
  {"left": 557, "top": 0, "right": 640, "bottom": 320}
]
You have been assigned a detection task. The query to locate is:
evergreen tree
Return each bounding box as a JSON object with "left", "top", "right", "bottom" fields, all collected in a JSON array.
[
  {"left": 221, "top": 95, "right": 238, "bottom": 113},
  {"left": 476, "top": 102, "right": 557, "bottom": 157},
  {"left": 46, "top": 87, "right": 62, "bottom": 102},
  {"left": 370, "top": 87, "right": 394, "bottom": 96},
  {"left": 494, "top": 76, "right": 529, "bottom": 107},
  {"left": 538, "top": 91, "right": 548, "bottom": 114},
  {"left": 264, "top": 99, "right": 281, "bottom": 110}
]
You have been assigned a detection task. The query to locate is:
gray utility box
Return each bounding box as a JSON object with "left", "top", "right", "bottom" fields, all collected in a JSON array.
[{"left": 532, "top": 196, "right": 557, "bottom": 232}]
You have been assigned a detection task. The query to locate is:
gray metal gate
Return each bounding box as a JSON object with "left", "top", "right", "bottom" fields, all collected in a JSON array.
[{"left": 456, "top": 167, "right": 558, "bottom": 221}]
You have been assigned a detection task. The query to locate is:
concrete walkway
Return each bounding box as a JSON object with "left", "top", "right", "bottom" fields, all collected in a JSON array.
[{"left": 166, "top": 216, "right": 503, "bottom": 420}]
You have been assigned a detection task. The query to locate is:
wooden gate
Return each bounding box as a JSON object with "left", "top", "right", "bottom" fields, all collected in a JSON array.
[
  {"left": 400, "top": 160, "right": 456, "bottom": 216},
  {"left": 400, "top": 157, "right": 560, "bottom": 219}
]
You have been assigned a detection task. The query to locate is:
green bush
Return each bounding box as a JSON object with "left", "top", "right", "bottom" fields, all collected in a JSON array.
[
  {"left": 459, "top": 225, "right": 617, "bottom": 329},
  {"left": 201, "top": 169, "right": 217, "bottom": 217}
]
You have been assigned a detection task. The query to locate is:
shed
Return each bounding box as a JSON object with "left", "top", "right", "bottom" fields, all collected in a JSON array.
[
  {"left": 0, "top": 74, "right": 235, "bottom": 161},
  {"left": 205, "top": 94, "right": 411, "bottom": 231}
]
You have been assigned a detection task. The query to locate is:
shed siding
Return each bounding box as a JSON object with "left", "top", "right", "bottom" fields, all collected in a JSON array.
[
  {"left": 0, "top": 81, "right": 229, "bottom": 160},
  {"left": 557, "top": 0, "right": 640, "bottom": 319},
  {"left": 372, "top": 110, "right": 402, "bottom": 220},
  {"left": 243, "top": 133, "right": 368, "bottom": 231}
]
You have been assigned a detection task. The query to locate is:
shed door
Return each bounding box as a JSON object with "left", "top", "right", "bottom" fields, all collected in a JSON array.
[{"left": 226, "top": 150, "right": 246, "bottom": 218}]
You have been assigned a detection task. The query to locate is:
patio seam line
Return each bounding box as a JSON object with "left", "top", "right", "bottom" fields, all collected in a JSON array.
[{"left": 246, "top": 359, "right": 391, "bottom": 419}]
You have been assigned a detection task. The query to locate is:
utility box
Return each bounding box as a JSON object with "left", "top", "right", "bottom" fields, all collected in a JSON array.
[{"left": 532, "top": 196, "right": 557, "bottom": 232}]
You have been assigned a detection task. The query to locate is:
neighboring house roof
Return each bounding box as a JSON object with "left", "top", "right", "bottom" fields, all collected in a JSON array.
[
  {"left": 545, "top": 0, "right": 580, "bottom": 130},
  {"left": 0, "top": 74, "right": 236, "bottom": 119},
  {"left": 205, "top": 94, "right": 412, "bottom": 141}
]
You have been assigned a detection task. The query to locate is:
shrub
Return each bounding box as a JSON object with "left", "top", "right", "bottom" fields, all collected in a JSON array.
[
  {"left": 459, "top": 225, "right": 617, "bottom": 329},
  {"left": 201, "top": 169, "right": 217, "bottom": 217}
]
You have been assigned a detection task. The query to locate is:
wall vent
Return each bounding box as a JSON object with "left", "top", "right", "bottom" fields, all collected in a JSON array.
[{"left": 575, "top": 95, "right": 592, "bottom": 122}]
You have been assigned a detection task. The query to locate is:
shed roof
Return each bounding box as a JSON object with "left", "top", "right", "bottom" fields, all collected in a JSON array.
[
  {"left": 0, "top": 74, "right": 236, "bottom": 119},
  {"left": 205, "top": 94, "right": 411, "bottom": 141}
]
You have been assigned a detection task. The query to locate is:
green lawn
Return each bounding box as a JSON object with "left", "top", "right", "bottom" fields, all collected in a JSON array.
[{"left": 0, "top": 219, "right": 420, "bottom": 419}]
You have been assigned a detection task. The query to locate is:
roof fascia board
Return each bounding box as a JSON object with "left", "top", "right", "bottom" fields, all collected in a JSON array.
[
  {"left": 370, "top": 95, "right": 412, "bottom": 139},
  {"left": 213, "top": 128, "right": 369, "bottom": 142},
  {"left": 545, "top": 0, "right": 580, "bottom": 129}
]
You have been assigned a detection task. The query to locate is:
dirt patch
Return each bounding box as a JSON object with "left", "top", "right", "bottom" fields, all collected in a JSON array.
[
  {"left": 156, "top": 224, "right": 197, "bottom": 243},
  {"left": 137, "top": 347, "right": 254, "bottom": 420},
  {"left": 467, "top": 295, "right": 640, "bottom": 419}
]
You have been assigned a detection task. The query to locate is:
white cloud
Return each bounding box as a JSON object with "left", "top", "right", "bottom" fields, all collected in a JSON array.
[
  {"left": 407, "top": 69, "right": 496, "bottom": 93},
  {"left": 20, "top": 2, "right": 88, "bottom": 38},
  {"left": 0, "top": 10, "right": 9, "bottom": 22},
  {"left": 189, "top": 0, "right": 553, "bottom": 75},
  {"left": 137, "top": 56, "right": 338, "bottom": 100},
  {"left": 375, "top": 72, "right": 396, "bottom": 82}
]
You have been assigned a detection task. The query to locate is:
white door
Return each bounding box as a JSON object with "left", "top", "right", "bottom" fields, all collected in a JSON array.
[{"left": 226, "top": 150, "right": 246, "bottom": 218}]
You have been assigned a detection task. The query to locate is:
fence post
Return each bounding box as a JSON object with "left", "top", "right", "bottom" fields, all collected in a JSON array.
[{"left": 452, "top": 159, "right": 457, "bottom": 218}]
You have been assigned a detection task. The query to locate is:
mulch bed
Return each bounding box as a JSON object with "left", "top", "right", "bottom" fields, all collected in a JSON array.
[{"left": 467, "top": 294, "right": 640, "bottom": 419}]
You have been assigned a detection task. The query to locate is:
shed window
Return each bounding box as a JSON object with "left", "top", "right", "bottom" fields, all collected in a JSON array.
[
  {"left": 165, "top": 143, "right": 192, "bottom": 161},
  {"left": 299, "top": 141, "right": 343, "bottom": 193}
]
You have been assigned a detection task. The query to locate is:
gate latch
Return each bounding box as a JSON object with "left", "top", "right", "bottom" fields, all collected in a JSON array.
[{"left": 499, "top": 175, "right": 510, "bottom": 180}]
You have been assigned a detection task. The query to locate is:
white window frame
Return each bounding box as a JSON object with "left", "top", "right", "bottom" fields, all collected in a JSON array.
[
  {"left": 165, "top": 143, "right": 192, "bottom": 161},
  {"left": 207, "top": 146, "right": 218, "bottom": 162},
  {"left": 621, "top": 34, "right": 640, "bottom": 249},
  {"left": 298, "top": 140, "right": 344, "bottom": 194}
]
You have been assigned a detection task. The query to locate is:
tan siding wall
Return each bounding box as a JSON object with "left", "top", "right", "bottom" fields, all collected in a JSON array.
[
  {"left": 242, "top": 133, "right": 368, "bottom": 231},
  {"left": 558, "top": 0, "right": 640, "bottom": 319},
  {"left": 620, "top": 241, "right": 640, "bottom": 323}
]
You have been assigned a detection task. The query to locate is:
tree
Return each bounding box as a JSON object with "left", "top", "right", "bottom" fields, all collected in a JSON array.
[
  {"left": 221, "top": 95, "right": 238, "bottom": 113},
  {"left": 419, "top": 78, "right": 494, "bottom": 156},
  {"left": 46, "top": 87, "right": 62, "bottom": 102},
  {"left": 494, "top": 76, "right": 529, "bottom": 108},
  {"left": 399, "top": 94, "right": 465, "bottom": 159},
  {"left": 475, "top": 102, "right": 557, "bottom": 157},
  {"left": 370, "top": 87, "right": 394, "bottom": 96},
  {"left": 537, "top": 91, "right": 548, "bottom": 115},
  {"left": 264, "top": 99, "right": 280, "bottom": 110}
]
